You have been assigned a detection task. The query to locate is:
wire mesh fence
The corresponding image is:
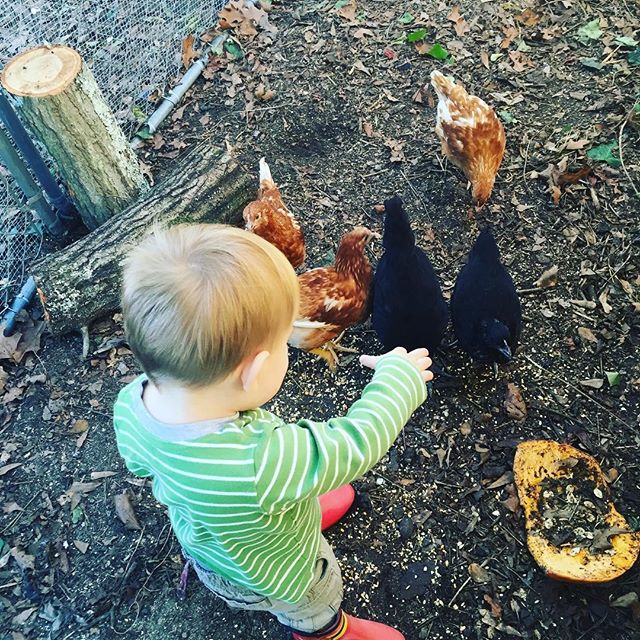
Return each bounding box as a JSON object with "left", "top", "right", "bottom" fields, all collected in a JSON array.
[{"left": 0, "top": 0, "right": 226, "bottom": 308}]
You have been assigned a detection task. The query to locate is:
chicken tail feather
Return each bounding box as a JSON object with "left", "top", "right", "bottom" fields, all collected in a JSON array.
[{"left": 259, "top": 157, "right": 273, "bottom": 185}]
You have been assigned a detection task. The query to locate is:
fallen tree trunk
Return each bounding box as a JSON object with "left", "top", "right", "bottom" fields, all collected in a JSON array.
[{"left": 31, "top": 143, "right": 254, "bottom": 335}]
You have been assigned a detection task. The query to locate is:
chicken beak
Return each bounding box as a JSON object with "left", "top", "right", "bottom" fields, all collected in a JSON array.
[
  {"left": 496, "top": 341, "right": 512, "bottom": 362},
  {"left": 369, "top": 231, "right": 381, "bottom": 241}
]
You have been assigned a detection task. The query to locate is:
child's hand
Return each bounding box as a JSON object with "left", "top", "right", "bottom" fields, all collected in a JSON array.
[{"left": 360, "top": 347, "right": 433, "bottom": 382}]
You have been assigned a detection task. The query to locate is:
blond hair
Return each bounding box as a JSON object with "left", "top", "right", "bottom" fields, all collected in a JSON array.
[{"left": 121, "top": 224, "right": 299, "bottom": 387}]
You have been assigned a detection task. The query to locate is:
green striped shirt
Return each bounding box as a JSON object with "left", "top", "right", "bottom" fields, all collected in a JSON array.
[{"left": 113, "top": 355, "right": 426, "bottom": 603}]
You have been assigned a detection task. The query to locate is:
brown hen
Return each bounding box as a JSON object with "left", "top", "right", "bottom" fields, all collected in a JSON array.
[
  {"left": 288, "top": 227, "right": 376, "bottom": 370},
  {"left": 430, "top": 70, "right": 506, "bottom": 207},
  {"left": 243, "top": 158, "right": 305, "bottom": 268}
]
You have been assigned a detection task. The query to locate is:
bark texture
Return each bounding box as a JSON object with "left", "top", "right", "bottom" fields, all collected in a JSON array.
[
  {"left": 2, "top": 46, "right": 148, "bottom": 229},
  {"left": 31, "top": 144, "right": 254, "bottom": 334}
]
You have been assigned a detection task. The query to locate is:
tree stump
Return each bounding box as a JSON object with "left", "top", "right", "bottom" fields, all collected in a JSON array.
[
  {"left": 1, "top": 45, "right": 148, "bottom": 230},
  {"left": 31, "top": 143, "right": 254, "bottom": 335}
]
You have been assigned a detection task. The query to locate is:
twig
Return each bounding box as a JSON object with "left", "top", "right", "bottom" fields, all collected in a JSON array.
[
  {"left": 81, "top": 325, "right": 90, "bottom": 359},
  {"left": 618, "top": 107, "right": 639, "bottom": 199},
  {"left": 516, "top": 286, "right": 545, "bottom": 296},
  {"left": 523, "top": 355, "right": 635, "bottom": 433},
  {"left": 447, "top": 557, "right": 490, "bottom": 607}
]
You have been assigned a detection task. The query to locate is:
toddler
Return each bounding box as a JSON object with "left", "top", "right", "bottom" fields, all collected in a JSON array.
[{"left": 113, "top": 224, "right": 432, "bottom": 639}]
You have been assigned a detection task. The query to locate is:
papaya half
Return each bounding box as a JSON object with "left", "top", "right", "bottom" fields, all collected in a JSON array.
[{"left": 513, "top": 440, "right": 640, "bottom": 583}]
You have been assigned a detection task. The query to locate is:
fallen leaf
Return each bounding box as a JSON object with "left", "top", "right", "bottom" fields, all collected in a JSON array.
[
  {"left": 484, "top": 593, "right": 503, "bottom": 618},
  {"left": 469, "top": 562, "right": 492, "bottom": 583},
  {"left": 0, "top": 332, "right": 21, "bottom": 361},
  {"left": 0, "top": 462, "right": 21, "bottom": 476},
  {"left": 71, "top": 419, "right": 89, "bottom": 433},
  {"left": 486, "top": 471, "right": 514, "bottom": 490},
  {"left": 114, "top": 492, "right": 142, "bottom": 530},
  {"left": 2, "top": 501, "right": 22, "bottom": 513},
  {"left": 91, "top": 471, "right": 118, "bottom": 480},
  {"left": 480, "top": 50, "right": 490, "bottom": 69},
  {"left": 74, "top": 540, "right": 89, "bottom": 554},
  {"left": 504, "top": 383, "right": 527, "bottom": 422},
  {"left": 181, "top": 34, "right": 198, "bottom": 68},
  {"left": 336, "top": 0, "right": 357, "bottom": 22},
  {"left": 599, "top": 290, "right": 612, "bottom": 314},
  {"left": 611, "top": 592, "right": 639, "bottom": 608},
  {"left": 11, "top": 547, "right": 35, "bottom": 571},
  {"left": 535, "top": 265, "right": 558, "bottom": 289},
  {"left": 580, "top": 378, "right": 604, "bottom": 389},
  {"left": 351, "top": 59, "right": 370, "bottom": 75},
  {"left": 362, "top": 121, "right": 374, "bottom": 137},
  {"left": 577, "top": 327, "right": 598, "bottom": 343},
  {"left": 76, "top": 429, "right": 89, "bottom": 449},
  {"left": 384, "top": 138, "right": 405, "bottom": 162},
  {"left": 12, "top": 607, "right": 37, "bottom": 626},
  {"left": 605, "top": 371, "right": 621, "bottom": 387}
]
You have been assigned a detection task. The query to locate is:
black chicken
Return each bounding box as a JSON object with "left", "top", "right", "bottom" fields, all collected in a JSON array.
[
  {"left": 372, "top": 195, "right": 449, "bottom": 353},
  {"left": 451, "top": 227, "right": 521, "bottom": 363}
]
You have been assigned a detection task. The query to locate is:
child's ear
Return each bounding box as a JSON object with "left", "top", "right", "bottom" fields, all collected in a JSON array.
[{"left": 240, "top": 350, "right": 270, "bottom": 392}]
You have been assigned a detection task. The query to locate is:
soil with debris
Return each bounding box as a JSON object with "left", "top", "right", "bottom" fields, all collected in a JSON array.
[{"left": 2, "top": 1, "right": 640, "bottom": 639}]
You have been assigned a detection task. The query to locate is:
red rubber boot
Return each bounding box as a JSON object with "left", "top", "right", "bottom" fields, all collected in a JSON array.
[
  {"left": 319, "top": 484, "right": 355, "bottom": 530},
  {"left": 292, "top": 610, "right": 404, "bottom": 640}
]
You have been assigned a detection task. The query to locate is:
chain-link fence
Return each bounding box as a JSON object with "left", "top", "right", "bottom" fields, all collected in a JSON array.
[{"left": 0, "top": 0, "right": 226, "bottom": 308}]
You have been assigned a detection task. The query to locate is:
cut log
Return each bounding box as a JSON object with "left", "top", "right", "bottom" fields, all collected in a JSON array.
[
  {"left": 1, "top": 45, "right": 148, "bottom": 230},
  {"left": 31, "top": 143, "right": 254, "bottom": 335}
]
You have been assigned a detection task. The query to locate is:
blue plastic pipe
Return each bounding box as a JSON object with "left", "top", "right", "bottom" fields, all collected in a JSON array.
[{"left": 3, "top": 276, "right": 37, "bottom": 336}]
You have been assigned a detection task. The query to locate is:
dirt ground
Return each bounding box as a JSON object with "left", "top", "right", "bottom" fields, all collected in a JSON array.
[{"left": 1, "top": 1, "right": 640, "bottom": 639}]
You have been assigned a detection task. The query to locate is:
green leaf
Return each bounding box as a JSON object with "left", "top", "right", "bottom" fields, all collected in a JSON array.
[
  {"left": 498, "top": 111, "right": 516, "bottom": 124},
  {"left": 71, "top": 506, "right": 84, "bottom": 524},
  {"left": 427, "top": 43, "right": 449, "bottom": 60},
  {"left": 615, "top": 35, "right": 638, "bottom": 47},
  {"left": 629, "top": 47, "right": 640, "bottom": 65},
  {"left": 634, "top": 103, "right": 640, "bottom": 114},
  {"left": 131, "top": 105, "right": 147, "bottom": 123},
  {"left": 580, "top": 57, "right": 603, "bottom": 70},
  {"left": 135, "top": 125, "right": 153, "bottom": 140},
  {"left": 334, "top": 0, "right": 350, "bottom": 8},
  {"left": 587, "top": 140, "right": 621, "bottom": 168},
  {"left": 577, "top": 19, "right": 602, "bottom": 42},
  {"left": 605, "top": 371, "right": 621, "bottom": 387},
  {"left": 399, "top": 12, "right": 414, "bottom": 24},
  {"left": 406, "top": 28, "right": 427, "bottom": 42},
  {"left": 224, "top": 39, "right": 243, "bottom": 60}
]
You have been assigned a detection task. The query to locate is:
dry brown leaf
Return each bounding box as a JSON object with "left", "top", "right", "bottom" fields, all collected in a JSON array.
[
  {"left": 74, "top": 540, "right": 89, "bottom": 554},
  {"left": 12, "top": 607, "right": 37, "bottom": 626},
  {"left": 181, "top": 34, "right": 198, "bottom": 69},
  {"left": 535, "top": 265, "right": 558, "bottom": 289},
  {"left": 0, "top": 332, "right": 20, "bottom": 361},
  {"left": 362, "top": 121, "right": 374, "bottom": 137},
  {"left": 504, "top": 383, "right": 527, "bottom": 422},
  {"left": 599, "top": 290, "right": 612, "bottom": 314},
  {"left": 114, "top": 492, "right": 142, "bottom": 530},
  {"left": 486, "top": 470, "right": 514, "bottom": 489},
  {"left": 76, "top": 429, "right": 89, "bottom": 449},
  {"left": 384, "top": 138, "right": 405, "bottom": 163},
  {"left": 10, "top": 547, "right": 35, "bottom": 571},
  {"left": 484, "top": 593, "right": 503, "bottom": 618},
  {"left": 71, "top": 419, "right": 89, "bottom": 433},
  {"left": 459, "top": 421, "right": 472, "bottom": 436},
  {"left": 2, "top": 501, "right": 23, "bottom": 513},
  {"left": 0, "top": 462, "right": 21, "bottom": 476},
  {"left": 480, "top": 50, "right": 490, "bottom": 69},
  {"left": 469, "top": 562, "right": 492, "bottom": 583},
  {"left": 351, "top": 59, "right": 370, "bottom": 75},
  {"left": 337, "top": 0, "right": 357, "bottom": 22},
  {"left": 580, "top": 378, "right": 604, "bottom": 389},
  {"left": 577, "top": 327, "right": 598, "bottom": 343},
  {"left": 91, "top": 471, "right": 118, "bottom": 480},
  {"left": 502, "top": 494, "right": 520, "bottom": 514}
]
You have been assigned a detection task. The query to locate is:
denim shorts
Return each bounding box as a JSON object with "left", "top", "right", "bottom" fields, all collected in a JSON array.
[{"left": 185, "top": 535, "right": 343, "bottom": 633}]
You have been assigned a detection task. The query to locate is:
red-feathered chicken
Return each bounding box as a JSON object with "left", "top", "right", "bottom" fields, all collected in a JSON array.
[
  {"left": 288, "top": 227, "right": 377, "bottom": 370},
  {"left": 430, "top": 70, "right": 506, "bottom": 207},
  {"left": 243, "top": 158, "right": 305, "bottom": 269}
]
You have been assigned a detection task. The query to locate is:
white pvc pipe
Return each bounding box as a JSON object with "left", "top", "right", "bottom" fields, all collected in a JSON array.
[{"left": 130, "top": 33, "right": 228, "bottom": 149}]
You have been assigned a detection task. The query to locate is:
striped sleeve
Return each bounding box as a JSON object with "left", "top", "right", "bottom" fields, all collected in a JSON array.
[{"left": 254, "top": 355, "right": 427, "bottom": 513}]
